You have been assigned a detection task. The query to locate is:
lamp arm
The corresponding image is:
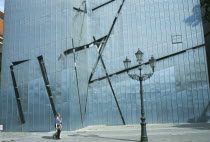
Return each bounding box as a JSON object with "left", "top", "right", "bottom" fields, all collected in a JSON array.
[
  {"left": 127, "top": 72, "right": 140, "bottom": 81},
  {"left": 142, "top": 73, "right": 153, "bottom": 81}
]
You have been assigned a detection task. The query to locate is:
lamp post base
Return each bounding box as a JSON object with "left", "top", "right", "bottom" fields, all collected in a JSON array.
[
  {"left": 140, "top": 117, "right": 148, "bottom": 142},
  {"left": 140, "top": 137, "right": 148, "bottom": 142}
]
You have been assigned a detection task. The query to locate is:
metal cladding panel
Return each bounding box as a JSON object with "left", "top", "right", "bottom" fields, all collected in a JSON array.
[
  {"left": 39, "top": 78, "right": 51, "bottom": 132},
  {"left": 55, "top": 71, "right": 62, "bottom": 108},
  {"left": 91, "top": 84, "right": 98, "bottom": 125},
  {"left": 6, "top": 89, "right": 13, "bottom": 131},
  {"left": 61, "top": 70, "right": 68, "bottom": 130},
  {"left": 0, "top": 90, "right": 4, "bottom": 124},
  {"left": 28, "top": 80, "right": 34, "bottom": 131},
  {"left": 66, "top": 69, "right": 72, "bottom": 130},
  {"left": 96, "top": 81, "right": 102, "bottom": 124},
  {"left": 171, "top": 92, "right": 179, "bottom": 123},
  {"left": 186, "top": 89, "right": 195, "bottom": 122},
  {"left": 32, "top": 79, "right": 40, "bottom": 131},
  {"left": 1, "top": 89, "right": 7, "bottom": 131},
  {"left": 69, "top": 68, "right": 83, "bottom": 130},
  {"left": 101, "top": 84, "right": 107, "bottom": 124},
  {"left": 193, "top": 88, "right": 201, "bottom": 119},
  {"left": 166, "top": 94, "right": 173, "bottom": 123},
  {"left": 201, "top": 86, "right": 210, "bottom": 122},
  {"left": 105, "top": 85, "right": 112, "bottom": 125},
  {"left": 0, "top": 90, "right": 2, "bottom": 125},
  {"left": 181, "top": 92, "right": 188, "bottom": 122},
  {"left": 38, "top": 78, "right": 46, "bottom": 131},
  {"left": 22, "top": 83, "right": 29, "bottom": 115}
]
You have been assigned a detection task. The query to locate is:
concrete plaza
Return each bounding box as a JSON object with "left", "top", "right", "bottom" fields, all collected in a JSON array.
[{"left": 0, "top": 123, "right": 210, "bottom": 142}]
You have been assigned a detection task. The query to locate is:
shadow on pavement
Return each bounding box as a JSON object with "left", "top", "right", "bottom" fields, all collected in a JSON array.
[
  {"left": 42, "top": 136, "right": 53, "bottom": 139},
  {"left": 68, "top": 134, "right": 138, "bottom": 142},
  {"left": 173, "top": 123, "right": 210, "bottom": 130}
]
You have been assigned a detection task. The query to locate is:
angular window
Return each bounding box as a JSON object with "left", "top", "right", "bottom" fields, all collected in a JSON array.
[{"left": 171, "top": 35, "right": 182, "bottom": 44}]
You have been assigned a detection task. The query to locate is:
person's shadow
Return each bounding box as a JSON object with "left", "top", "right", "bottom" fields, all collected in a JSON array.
[{"left": 42, "top": 136, "right": 53, "bottom": 139}]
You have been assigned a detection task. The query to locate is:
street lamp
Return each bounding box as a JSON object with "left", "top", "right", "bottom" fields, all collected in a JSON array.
[{"left": 123, "top": 49, "right": 156, "bottom": 142}]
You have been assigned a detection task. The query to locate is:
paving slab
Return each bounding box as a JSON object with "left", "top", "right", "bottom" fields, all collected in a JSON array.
[{"left": 0, "top": 123, "right": 210, "bottom": 142}]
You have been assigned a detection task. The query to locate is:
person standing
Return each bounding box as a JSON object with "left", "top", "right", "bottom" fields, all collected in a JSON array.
[{"left": 55, "top": 113, "right": 62, "bottom": 139}]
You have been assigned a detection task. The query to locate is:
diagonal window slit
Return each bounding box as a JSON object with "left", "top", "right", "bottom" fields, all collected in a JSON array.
[
  {"left": 37, "top": 56, "right": 57, "bottom": 117},
  {"left": 88, "top": 36, "right": 126, "bottom": 125},
  {"left": 88, "top": 0, "right": 126, "bottom": 83},
  {"left": 72, "top": 39, "right": 83, "bottom": 124},
  {"left": 10, "top": 59, "right": 30, "bottom": 124},
  {"left": 64, "top": 35, "right": 107, "bottom": 56},
  {"left": 73, "top": 7, "right": 86, "bottom": 13},
  {"left": 92, "top": 0, "right": 115, "bottom": 11},
  {"left": 89, "top": 44, "right": 205, "bottom": 84},
  {"left": 86, "top": 0, "right": 126, "bottom": 125}
]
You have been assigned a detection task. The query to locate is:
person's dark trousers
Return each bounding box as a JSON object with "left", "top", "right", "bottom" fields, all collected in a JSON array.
[{"left": 57, "top": 129, "right": 61, "bottom": 139}]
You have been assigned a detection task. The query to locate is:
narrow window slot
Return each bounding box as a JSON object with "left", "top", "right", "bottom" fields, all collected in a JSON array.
[
  {"left": 92, "top": 0, "right": 115, "bottom": 11},
  {"left": 64, "top": 35, "right": 107, "bottom": 56},
  {"left": 10, "top": 59, "right": 30, "bottom": 124},
  {"left": 37, "top": 56, "right": 57, "bottom": 117}
]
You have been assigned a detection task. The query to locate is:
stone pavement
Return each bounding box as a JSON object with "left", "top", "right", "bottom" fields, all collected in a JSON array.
[{"left": 0, "top": 123, "right": 210, "bottom": 142}]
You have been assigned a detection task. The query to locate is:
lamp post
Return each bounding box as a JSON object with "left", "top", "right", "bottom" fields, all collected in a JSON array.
[{"left": 123, "top": 49, "right": 156, "bottom": 142}]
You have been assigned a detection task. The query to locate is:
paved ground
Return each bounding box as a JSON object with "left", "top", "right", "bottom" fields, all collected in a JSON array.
[{"left": 0, "top": 123, "right": 210, "bottom": 142}]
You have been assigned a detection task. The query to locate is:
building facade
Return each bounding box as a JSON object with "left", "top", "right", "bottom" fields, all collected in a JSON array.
[
  {"left": 0, "top": 0, "right": 209, "bottom": 132},
  {"left": 0, "top": 11, "right": 4, "bottom": 87}
]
